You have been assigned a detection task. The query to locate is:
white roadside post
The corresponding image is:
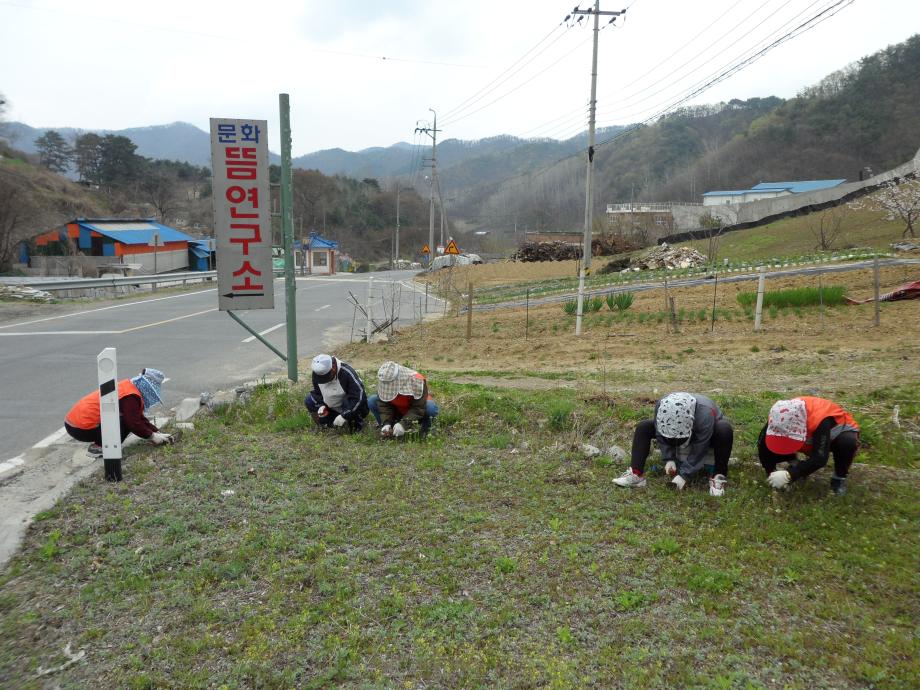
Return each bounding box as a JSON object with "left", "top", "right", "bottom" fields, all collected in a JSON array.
[
  {"left": 754, "top": 267, "right": 766, "bottom": 332},
  {"left": 97, "top": 348, "right": 123, "bottom": 482}
]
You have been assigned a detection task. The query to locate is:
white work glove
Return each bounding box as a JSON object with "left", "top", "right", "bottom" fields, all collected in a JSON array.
[
  {"left": 665, "top": 460, "right": 677, "bottom": 477},
  {"left": 670, "top": 474, "right": 686, "bottom": 491},
  {"left": 392, "top": 422, "right": 406, "bottom": 438},
  {"left": 150, "top": 432, "right": 173, "bottom": 445},
  {"left": 767, "top": 470, "right": 791, "bottom": 489},
  {"left": 317, "top": 405, "right": 328, "bottom": 417},
  {"left": 380, "top": 424, "right": 392, "bottom": 437},
  {"left": 332, "top": 415, "right": 346, "bottom": 427}
]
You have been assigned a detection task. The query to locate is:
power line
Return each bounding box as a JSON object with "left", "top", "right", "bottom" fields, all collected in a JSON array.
[
  {"left": 441, "top": 21, "right": 571, "bottom": 121},
  {"left": 454, "top": 0, "right": 857, "bottom": 207}
]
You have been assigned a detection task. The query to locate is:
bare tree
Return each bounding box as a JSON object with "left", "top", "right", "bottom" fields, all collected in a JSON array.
[
  {"left": 141, "top": 169, "right": 179, "bottom": 221},
  {"left": 807, "top": 207, "right": 846, "bottom": 250},
  {"left": 0, "top": 172, "right": 41, "bottom": 271}
]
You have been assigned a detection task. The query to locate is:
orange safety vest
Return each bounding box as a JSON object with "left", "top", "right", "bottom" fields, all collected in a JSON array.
[
  {"left": 799, "top": 396, "right": 859, "bottom": 452},
  {"left": 65, "top": 379, "right": 143, "bottom": 430}
]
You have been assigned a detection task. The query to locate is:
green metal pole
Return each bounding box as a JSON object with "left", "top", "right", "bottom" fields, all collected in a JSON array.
[{"left": 279, "top": 93, "right": 298, "bottom": 382}]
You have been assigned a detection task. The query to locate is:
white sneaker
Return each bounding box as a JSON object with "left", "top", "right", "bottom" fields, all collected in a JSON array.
[
  {"left": 665, "top": 460, "right": 677, "bottom": 477},
  {"left": 668, "top": 474, "right": 687, "bottom": 491},
  {"left": 709, "top": 474, "right": 727, "bottom": 497},
  {"left": 613, "top": 469, "right": 646, "bottom": 488}
]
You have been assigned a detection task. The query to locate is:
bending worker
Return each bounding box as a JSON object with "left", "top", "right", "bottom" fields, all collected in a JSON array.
[
  {"left": 64, "top": 367, "right": 172, "bottom": 456},
  {"left": 304, "top": 354, "right": 369, "bottom": 432},
  {"left": 760, "top": 396, "right": 860, "bottom": 496},
  {"left": 613, "top": 392, "right": 733, "bottom": 496},
  {"left": 368, "top": 361, "right": 438, "bottom": 438}
]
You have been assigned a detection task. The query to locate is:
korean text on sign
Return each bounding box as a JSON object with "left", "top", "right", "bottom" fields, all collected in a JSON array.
[{"left": 210, "top": 118, "right": 274, "bottom": 311}]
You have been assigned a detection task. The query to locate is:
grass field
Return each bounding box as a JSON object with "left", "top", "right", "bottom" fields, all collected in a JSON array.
[
  {"left": 0, "top": 379, "right": 917, "bottom": 688},
  {"left": 681, "top": 208, "right": 908, "bottom": 262},
  {"left": 1, "top": 266, "right": 918, "bottom": 688}
]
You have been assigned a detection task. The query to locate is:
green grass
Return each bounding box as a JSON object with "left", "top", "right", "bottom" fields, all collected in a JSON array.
[
  {"left": 0, "top": 382, "right": 917, "bottom": 688},
  {"left": 681, "top": 207, "right": 904, "bottom": 261},
  {"left": 606, "top": 291, "right": 635, "bottom": 311},
  {"left": 737, "top": 286, "right": 846, "bottom": 309}
]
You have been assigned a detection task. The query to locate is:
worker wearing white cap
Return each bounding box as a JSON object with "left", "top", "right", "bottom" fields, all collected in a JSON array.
[{"left": 304, "top": 354, "right": 368, "bottom": 431}]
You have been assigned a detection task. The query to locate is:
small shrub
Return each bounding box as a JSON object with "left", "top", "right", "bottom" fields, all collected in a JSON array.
[
  {"left": 750, "top": 345, "right": 760, "bottom": 353},
  {"left": 697, "top": 308, "right": 707, "bottom": 321},
  {"left": 588, "top": 297, "right": 604, "bottom": 312},
  {"left": 607, "top": 291, "right": 635, "bottom": 311},
  {"left": 562, "top": 300, "right": 577, "bottom": 315}
]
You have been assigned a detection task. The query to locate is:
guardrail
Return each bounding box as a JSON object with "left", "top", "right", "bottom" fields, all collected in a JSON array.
[
  {"left": 12, "top": 271, "right": 219, "bottom": 292},
  {"left": 11, "top": 268, "right": 290, "bottom": 294}
]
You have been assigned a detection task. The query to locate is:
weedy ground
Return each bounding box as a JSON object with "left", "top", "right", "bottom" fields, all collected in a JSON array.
[{"left": 1, "top": 268, "right": 918, "bottom": 689}]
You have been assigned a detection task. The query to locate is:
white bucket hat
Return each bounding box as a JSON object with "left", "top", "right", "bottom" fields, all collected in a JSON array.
[{"left": 656, "top": 392, "right": 697, "bottom": 439}]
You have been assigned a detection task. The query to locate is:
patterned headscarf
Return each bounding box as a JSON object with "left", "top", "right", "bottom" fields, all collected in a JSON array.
[
  {"left": 766, "top": 398, "right": 808, "bottom": 454},
  {"left": 377, "top": 361, "right": 425, "bottom": 402},
  {"left": 131, "top": 368, "right": 165, "bottom": 409},
  {"left": 656, "top": 393, "right": 697, "bottom": 439}
]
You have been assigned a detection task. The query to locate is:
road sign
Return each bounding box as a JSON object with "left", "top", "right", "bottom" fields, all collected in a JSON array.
[
  {"left": 445, "top": 239, "right": 460, "bottom": 255},
  {"left": 210, "top": 118, "right": 274, "bottom": 311},
  {"left": 422, "top": 244, "right": 430, "bottom": 254}
]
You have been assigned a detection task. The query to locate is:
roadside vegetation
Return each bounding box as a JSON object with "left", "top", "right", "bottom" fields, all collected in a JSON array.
[
  {"left": 0, "top": 377, "right": 917, "bottom": 688},
  {"left": 1, "top": 262, "right": 918, "bottom": 688}
]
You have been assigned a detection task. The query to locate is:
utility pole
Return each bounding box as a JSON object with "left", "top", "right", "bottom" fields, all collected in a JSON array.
[
  {"left": 573, "top": 1, "right": 625, "bottom": 336},
  {"left": 415, "top": 110, "right": 439, "bottom": 270},
  {"left": 395, "top": 182, "right": 401, "bottom": 267}
]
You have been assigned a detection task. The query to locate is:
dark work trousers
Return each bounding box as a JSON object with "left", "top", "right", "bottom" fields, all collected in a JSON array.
[
  {"left": 758, "top": 425, "right": 859, "bottom": 479},
  {"left": 65, "top": 419, "right": 131, "bottom": 445},
  {"left": 630, "top": 418, "right": 734, "bottom": 476},
  {"left": 304, "top": 393, "right": 365, "bottom": 431}
]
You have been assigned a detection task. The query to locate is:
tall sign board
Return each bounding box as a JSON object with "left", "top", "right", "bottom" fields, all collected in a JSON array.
[{"left": 210, "top": 118, "right": 274, "bottom": 311}]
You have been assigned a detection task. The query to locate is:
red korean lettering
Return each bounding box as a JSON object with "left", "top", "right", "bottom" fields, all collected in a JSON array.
[{"left": 229, "top": 223, "right": 262, "bottom": 254}]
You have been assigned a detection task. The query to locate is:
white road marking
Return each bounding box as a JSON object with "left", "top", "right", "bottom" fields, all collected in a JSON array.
[
  {"left": 0, "top": 331, "right": 121, "bottom": 336},
  {"left": 242, "top": 323, "right": 285, "bottom": 343},
  {"left": 314, "top": 304, "right": 331, "bottom": 312},
  {"left": 0, "top": 289, "right": 217, "bottom": 330},
  {"left": 0, "top": 455, "right": 25, "bottom": 475},
  {"left": 34, "top": 428, "right": 68, "bottom": 448},
  {"left": 399, "top": 280, "right": 447, "bottom": 302}
]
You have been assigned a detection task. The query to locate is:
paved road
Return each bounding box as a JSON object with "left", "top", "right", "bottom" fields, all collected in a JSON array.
[{"left": 0, "top": 270, "right": 436, "bottom": 464}]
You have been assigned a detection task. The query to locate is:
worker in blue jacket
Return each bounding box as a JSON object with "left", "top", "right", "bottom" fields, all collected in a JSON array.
[{"left": 304, "top": 354, "right": 369, "bottom": 432}]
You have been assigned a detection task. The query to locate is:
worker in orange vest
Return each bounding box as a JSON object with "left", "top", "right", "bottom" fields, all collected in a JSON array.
[
  {"left": 64, "top": 368, "right": 173, "bottom": 456},
  {"left": 368, "top": 361, "right": 438, "bottom": 438},
  {"left": 759, "top": 396, "right": 860, "bottom": 496}
]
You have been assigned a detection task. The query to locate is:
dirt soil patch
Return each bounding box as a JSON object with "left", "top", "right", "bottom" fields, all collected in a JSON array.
[{"left": 344, "top": 265, "right": 920, "bottom": 402}]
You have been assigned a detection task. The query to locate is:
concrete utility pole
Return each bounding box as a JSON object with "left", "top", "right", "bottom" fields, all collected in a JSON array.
[
  {"left": 395, "top": 183, "right": 400, "bottom": 266},
  {"left": 573, "top": 1, "right": 625, "bottom": 336},
  {"left": 415, "top": 110, "right": 440, "bottom": 269}
]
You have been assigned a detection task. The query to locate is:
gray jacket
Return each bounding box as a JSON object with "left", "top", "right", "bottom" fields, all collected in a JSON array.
[{"left": 655, "top": 394, "right": 723, "bottom": 477}]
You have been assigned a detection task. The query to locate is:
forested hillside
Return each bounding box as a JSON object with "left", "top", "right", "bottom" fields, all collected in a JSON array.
[{"left": 457, "top": 34, "right": 920, "bottom": 234}]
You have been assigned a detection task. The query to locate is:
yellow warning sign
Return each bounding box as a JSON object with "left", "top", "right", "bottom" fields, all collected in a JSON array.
[
  {"left": 422, "top": 244, "right": 431, "bottom": 254},
  {"left": 445, "top": 239, "right": 460, "bottom": 255}
]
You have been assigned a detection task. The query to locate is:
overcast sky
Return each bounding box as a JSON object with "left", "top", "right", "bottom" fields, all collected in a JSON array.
[{"left": 1, "top": 0, "right": 917, "bottom": 156}]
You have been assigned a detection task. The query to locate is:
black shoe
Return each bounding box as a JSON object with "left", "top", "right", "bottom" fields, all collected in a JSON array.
[
  {"left": 87, "top": 443, "right": 102, "bottom": 457},
  {"left": 830, "top": 476, "right": 847, "bottom": 496}
]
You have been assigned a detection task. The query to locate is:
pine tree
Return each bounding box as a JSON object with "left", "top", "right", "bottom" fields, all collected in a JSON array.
[{"left": 34, "top": 130, "right": 72, "bottom": 173}]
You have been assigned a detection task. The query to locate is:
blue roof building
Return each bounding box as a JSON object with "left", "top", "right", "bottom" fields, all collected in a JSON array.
[{"left": 703, "top": 179, "right": 846, "bottom": 206}]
